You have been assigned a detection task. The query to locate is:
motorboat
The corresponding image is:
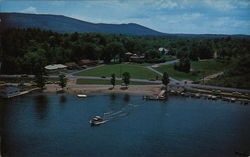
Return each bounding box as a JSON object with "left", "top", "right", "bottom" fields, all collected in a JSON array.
[
  {"left": 89, "top": 116, "right": 105, "bottom": 126},
  {"left": 77, "top": 94, "right": 87, "bottom": 98}
]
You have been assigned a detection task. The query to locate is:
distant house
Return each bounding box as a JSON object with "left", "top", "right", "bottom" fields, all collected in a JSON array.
[
  {"left": 44, "top": 64, "right": 67, "bottom": 73},
  {"left": 125, "top": 52, "right": 133, "bottom": 56},
  {"left": 125, "top": 52, "right": 133, "bottom": 61},
  {"left": 0, "top": 86, "right": 20, "bottom": 98},
  {"left": 78, "top": 59, "right": 97, "bottom": 66},
  {"left": 159, "top": 47, "right": 169, "bottom": 55},
  {"left": 65, "top": 62, "right": 79, "bottom": 70},
  {"left": 130, "top": 54, "right": 145, "bottom": 62}
]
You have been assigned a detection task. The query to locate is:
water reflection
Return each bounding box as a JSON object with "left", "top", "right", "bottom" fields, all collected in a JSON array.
[
  {"left": 160, "top": 95, "right": 168, "bottom": 116},
  {"left": 59, "top": 95, "right": 67, "bottom": 109},
  {"left": 123, "top": 94, "right": 130, "bottom": 102},
  {"left": 108, "top": 94, "right": 129, "bottom": 111},
  {"left": 34, "top": 95, "right": 49, "bottom": 120},
  {"left": 110, "top": 93, "right": 117, "bottom": 101},
  {"left": 59, "top": 95, "right": 67, "bottom": 103}
]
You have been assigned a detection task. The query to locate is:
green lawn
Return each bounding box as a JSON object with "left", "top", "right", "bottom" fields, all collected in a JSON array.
[
  {"left": 156, "top": 59, "right": 231, "bottom": 81},
  {"left": 76, "top": 79, "right": 160, "bottom": 85},
  {"left": 74, "top": 64, "right": 160, "bottom": 79}
]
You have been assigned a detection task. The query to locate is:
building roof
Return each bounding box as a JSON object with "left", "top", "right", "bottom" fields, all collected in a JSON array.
[
  {"left": 130, "top": 55, "right": 145, "bottom": 59},
  {"left": 79, "top": 59, "right": 96, "bottom": 64},
  {"left": 125, "top": 52, "right": 133, "bottom": 55},
  {"left": 44, "top": 64, "right": 67, "bottom": 70},
  {"left": 0, "top": 86, "right": 20, "bottom": 93},
  {"left": 65, "top": 62, "right": 78, "bottom": 67},
  {"left": 159, "top": 47, "right": 168, "bottom": 52}
]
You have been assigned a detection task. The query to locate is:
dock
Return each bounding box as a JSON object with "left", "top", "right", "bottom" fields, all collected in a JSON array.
[
  {"left": 143, "top": 90, "right": 167, "bottom": 101},
  {"left": 1, "top": 88, "right": 39, "bottom": 99},
  {"left": 168, "top": 87, "right": 250, "bottom": 104}
]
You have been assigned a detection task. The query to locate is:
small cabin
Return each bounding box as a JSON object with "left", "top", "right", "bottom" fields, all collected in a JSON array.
[
  {"left": 0, "top": 86, "right": 20, "bottom": 98},
  {"left": 130, "top": 54, "right": 145, "bottom": 62},
  {"left": 78, "top": 59, "right": 97, "bottom": 66},
  {"left": 65, "top": 62, "right": 79, "bottom": 70}
]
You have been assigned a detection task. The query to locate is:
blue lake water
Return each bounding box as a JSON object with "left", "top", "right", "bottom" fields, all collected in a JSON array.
[{"left": 0, "top": 93, "right": 250, "bottom": 157}]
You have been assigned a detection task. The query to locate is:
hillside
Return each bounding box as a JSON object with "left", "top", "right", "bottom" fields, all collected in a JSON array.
[
  {"left": 0, "top": 12, "right": 250, "bottom": 38},
  {"left": 0, "top": 12, "right": 165, "bottom": 36}
]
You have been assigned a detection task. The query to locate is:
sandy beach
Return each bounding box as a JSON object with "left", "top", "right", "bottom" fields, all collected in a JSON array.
[{"left": 44, "top": 84, "right": 163, "bottom": 95}]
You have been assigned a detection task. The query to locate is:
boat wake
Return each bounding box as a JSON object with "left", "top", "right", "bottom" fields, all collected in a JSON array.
[
  {"left": 90, "top": 103, "right": 139, "bottom": 126},
  {"left": 103, "top": 110, "right": 129, "bottom": 122}
]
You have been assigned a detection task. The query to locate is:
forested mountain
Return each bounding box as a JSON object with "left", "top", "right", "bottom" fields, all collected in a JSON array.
[
  {"left": 1, "top": 13, "right": 250, "bottom": 38},
  {"left": 0, "top": 13, "right": 164, "bottom": 36}
]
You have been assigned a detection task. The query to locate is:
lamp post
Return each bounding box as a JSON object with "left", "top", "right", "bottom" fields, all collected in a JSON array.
[{"left": 120, "top": 65, "right": 122, "bottom": 78}]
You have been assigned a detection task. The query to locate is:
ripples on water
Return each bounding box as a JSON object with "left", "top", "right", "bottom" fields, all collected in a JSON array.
[{"left": 0, "top": 93, "right": 250, "bottom": 157}]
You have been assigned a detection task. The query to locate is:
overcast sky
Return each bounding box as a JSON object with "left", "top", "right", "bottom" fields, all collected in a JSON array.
[{"left": 1, "top": 0, "right": 250, "bottom": 34}]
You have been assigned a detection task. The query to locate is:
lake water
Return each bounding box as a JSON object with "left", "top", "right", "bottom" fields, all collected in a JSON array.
[{"left": 0, "top": 93, "right": 250, "bottom": 157}]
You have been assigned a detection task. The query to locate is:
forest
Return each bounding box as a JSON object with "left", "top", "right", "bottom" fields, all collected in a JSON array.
[{"left": 0, "top": 28, "right": 250, "bottom": 88}]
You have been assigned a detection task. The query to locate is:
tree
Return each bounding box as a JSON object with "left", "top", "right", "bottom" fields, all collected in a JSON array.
[
  {"left": 162, "top": 72, "right": 170, "bottom": 88},
  {"left": 104, "top": 42, "right": 125, "bottom": 63},
  {"left": 122, "top": 72, "right": 130, "bottom": 87},
  {"left": 145, "top": 49, "right": 161, "bottom": 60},
  {"left": 59, "top": 74, "right": 67, "bottom": 90},
  {"left": 111, "top": 73, "right": 116, "bottom": 88},
  {"left": 175, "top": 57, "right": 190, "bottom": 73},
  {"left": 35, "top": 71, "right": 47, "bottom": 89}
]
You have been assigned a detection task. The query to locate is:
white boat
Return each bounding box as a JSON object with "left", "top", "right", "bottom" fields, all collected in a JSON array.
[
  {"left": 89, "top": 116, "right": 106, "bottom": 126},
  {"left": 77, "top": 94, "right": 87, "bottom": 98}
]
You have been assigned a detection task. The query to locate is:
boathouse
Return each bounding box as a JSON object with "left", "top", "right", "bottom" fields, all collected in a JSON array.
[{"left": 0, "top": 86, "right": 21, "bottom": 98}]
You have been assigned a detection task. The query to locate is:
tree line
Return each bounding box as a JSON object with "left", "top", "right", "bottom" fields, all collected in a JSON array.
[{"left": 1, "top": 28, "right": 250, "bottom": 75}]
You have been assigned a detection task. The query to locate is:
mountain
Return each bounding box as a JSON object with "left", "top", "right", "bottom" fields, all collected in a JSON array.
[
  {"left": 0, "top": 12, "right": 249, "bottom": 38},
  {"left": 0, "top": 12, "right": 165, "bottom": 36}
]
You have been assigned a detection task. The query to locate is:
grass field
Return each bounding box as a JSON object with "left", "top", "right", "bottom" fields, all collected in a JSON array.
[
  {"left": 74, "top": 64, "right": 160, "bottom": 79},
  {"left": 76, "top": 79, "right": 160, "bottom": 85},
  {"left": 156, "top": 59, "right": 231, "bottom": 81}
]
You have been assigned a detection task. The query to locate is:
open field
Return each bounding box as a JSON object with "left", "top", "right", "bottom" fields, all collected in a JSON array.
[
  {"left": 74, "top": 64, "right": 161, "bottom": 79},
  {"left": 76, "top": 79, "right": 161, "bottom": 85},
  {"left": 156, "top": 59, "right": 231, "bottom": 81}
]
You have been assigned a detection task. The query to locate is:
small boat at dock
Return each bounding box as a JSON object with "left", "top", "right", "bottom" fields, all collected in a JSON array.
[
  {"left": 77, "top": 94, "right": 87, "bottom": 98},
  {"left": 143, "top": 95, "right": 166, "bottom": 100}
]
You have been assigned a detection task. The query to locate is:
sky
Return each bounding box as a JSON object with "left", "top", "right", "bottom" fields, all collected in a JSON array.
[{"left": 1, "top": 0, "right": 250, "bottom": 35}]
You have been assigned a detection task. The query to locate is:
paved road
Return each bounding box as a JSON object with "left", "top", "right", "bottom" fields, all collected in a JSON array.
[
  {"left": 67, "top": 75, "right": 161, "bottom": 84},
  {"left": 66, "top": 64, "right": 104, "bottom": 77},
  {"left": 152, "top": 59, "right": 180, "bottom": 66},
  {"left": 145, "top": 59, "right": 180, "bottom": 83}
]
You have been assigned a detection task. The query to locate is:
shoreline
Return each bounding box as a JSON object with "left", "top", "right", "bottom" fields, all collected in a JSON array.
[{"left": 44, "top": 84, "right": 163, "bottom": 95}]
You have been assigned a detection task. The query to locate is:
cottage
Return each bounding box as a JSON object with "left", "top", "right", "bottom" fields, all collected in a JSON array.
[
  {"left": 78, "top": 59, "right": 97, "bottom": 66},
  {"left": 130, "top": 54, "right": 145, "bottom": 62},
  {"left": 44, "top": 64, "right": 67, "bottom": 73},
  {"left": 159, "top": 47, "right": 169, "bottom": 55},
  {"left": 125, "top": 52, "right": 133, "bottom": 56},
  {"left": 65, "top": 62, "right": 79, "bottom": 70},
  {"left": 0, "top": 86, "right": 20, "bottom": 98}
]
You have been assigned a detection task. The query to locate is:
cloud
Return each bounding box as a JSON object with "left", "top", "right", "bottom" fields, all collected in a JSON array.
[
  {"left": 21, "top": 6, "right": 37, "bottom": 13},
  {"left": 50, "top": 1, "right": 65, "bottom": 6},
  {"left": 238, "top": 0, "right": 250, "bottom": 7},
  {"left": 204, "top": 0, "right": 236, "bottom": 11},
  {"left": 158, "top": 0, "right": 178, "bottom": 9}
]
